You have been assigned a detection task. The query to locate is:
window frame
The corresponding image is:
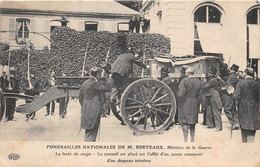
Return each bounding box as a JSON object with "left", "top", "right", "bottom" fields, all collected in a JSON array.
[
  {"left": 193, "top": 5, "right": 223, "bottom": 57},
  {"left": 16, "top": 18, "right": 30, "bottom": 40},
  {"left": 117, "top": 22, "right": 129, "bottom": 33},
  {"left": 84, "top": 21, "right": 98, "bottom": 31}
]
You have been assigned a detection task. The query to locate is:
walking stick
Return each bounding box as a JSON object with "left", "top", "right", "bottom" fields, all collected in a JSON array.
[
  {"left": 230, "top": 100, "right": 236, "bottom": 139},
  {"left": 230, "top": 109, "right": 234, "bottom": 139}
]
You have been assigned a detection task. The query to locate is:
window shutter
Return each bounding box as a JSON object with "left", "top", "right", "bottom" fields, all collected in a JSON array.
[
  {"left": 98, "top": 22, "right": 104, "bottom": 31},
  {"left": 111, "top": 23, "right": 116, "bottom": 32},
  {"left": 44, "top": 20, "right": 50, "bottom": 33},
  {"left": 9, "top": 19, "right": 16, "bottom": 40},
  {"left": 78, "top": 21, "right": 84, "bottom": 31},
  {"left": 30, "top": 19, "right": 36, "bottom": 32}
]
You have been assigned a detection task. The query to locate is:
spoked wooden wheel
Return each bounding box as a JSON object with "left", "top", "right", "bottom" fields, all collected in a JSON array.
[
  {"left": 120, "top": 78, "right": 176, "bottom": 135},
  {"left": 0, "top": 91, "right": 5, "bottom": 122},
  {"left": 110, "top": 99, "right": 124, "bottom": 123}
]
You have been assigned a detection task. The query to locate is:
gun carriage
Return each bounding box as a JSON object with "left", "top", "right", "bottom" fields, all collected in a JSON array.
[
  {"left": 0, "top": 54, "right": 221, "bottom": 136},
  {"left": 110, "top": 54, "right": 221, "bottom": 135}
]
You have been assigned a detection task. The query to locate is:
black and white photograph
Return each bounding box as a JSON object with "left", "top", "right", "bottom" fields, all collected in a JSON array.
[{"left": 0, "top": 0, "right": 259, "bottom": 166}]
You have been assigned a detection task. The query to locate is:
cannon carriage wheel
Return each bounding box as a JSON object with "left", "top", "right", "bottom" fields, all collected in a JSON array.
[{"left": 120, "top": 78, "right": 176, "bottom": 135}]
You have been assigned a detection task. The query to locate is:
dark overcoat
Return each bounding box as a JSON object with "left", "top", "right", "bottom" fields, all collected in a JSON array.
[
  {"left": 79, "top": 77, "right": 113, "bottom": 129},
  {"left": 233, "top": 78, "right": 260, "bottom": 130},
  {"left": 177, "top": 77, "right": 202, "bottom": 124},
  {"left": 111, "top": 53, "right": 146, "bottom": 77},
  {"left": 202, "top": 78, "right": 223, "bottom": 110}
]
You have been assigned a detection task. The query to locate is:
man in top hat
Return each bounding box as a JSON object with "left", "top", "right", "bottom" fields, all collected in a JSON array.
[
  {"left": 177, "top": 67, "right": 203, "bottom": 142},
  {"left": 79, "top": 67, "right": 114, "bottom": 142},
  {"left": 202, "top": 67, "right": 223, "bottom": 131},
  {"left": 110, "top": 50, "right": 147, "bottom": 103},
  {"left": 218, "top": 64, "right": 240, "bottom": 130},
  {"left": 233, "top": 68, "right": 260, "bottom": 143}
]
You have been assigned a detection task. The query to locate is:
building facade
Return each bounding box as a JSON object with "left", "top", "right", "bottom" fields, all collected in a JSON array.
[
  {"left": 141, "top": 0, "right": 260, "bottom": 78},
  {"left": 0, "top": 1, "right": 140, "bottom": 50}
]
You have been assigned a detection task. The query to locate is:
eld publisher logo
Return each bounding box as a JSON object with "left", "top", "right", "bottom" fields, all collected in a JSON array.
[{"left": 8, "top": 153, "right": 20, "bottom": 160}]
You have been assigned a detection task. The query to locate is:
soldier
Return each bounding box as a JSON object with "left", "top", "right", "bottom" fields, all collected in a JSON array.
[
  {"left": 202, "top": 67, "right": 223, "bottom": 131},
  {"left": 25, "top": 71, "right": 40, "bottom": 120},
  {"left": 218, "top": 64, "right": 240, "bottom": 130},
  {"left": 0, "top": 71, "right": 8, "bottom": 91},
  {"left": 79, "top": 67, "right": 113, "bottom": 142},
  {"left": 233, "top": 68, "right": 260, "bottom": 143},
  {"left": 175, "top": 65, "right": 189, "bottom": 125},
  {"left": 44, "top": 71, "right": 56, "bottom": 116},
  {"left": 4, "top": 73, "right": 19, "bottom": 122},
  {"left": 177, "top": 67, "right": 203, "bottom": 142}
]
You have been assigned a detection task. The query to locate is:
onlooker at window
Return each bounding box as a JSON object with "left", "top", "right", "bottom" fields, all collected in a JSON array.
[
  {"left": 134, "top": 17, "right": 140, "bottom": 33},
  {"left": 128, "top": 17, "right": 135, "bottom": 33}
]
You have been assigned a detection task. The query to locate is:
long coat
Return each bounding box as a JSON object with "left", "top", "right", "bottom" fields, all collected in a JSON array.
[
  {"left": 79, "top": 77, "right": 113, "bottom": 129},
  {"left": 177, "top": 77, "right": 202, "bottom": 124},
  {"left": 233, "top": 78, "right": 260, "bottom": 130},
  {"left": 202, "top": 77, "right": 223, "bottom": 110},
  {"left": 111, "top": 52, "right": 146, "bottom": 77}
]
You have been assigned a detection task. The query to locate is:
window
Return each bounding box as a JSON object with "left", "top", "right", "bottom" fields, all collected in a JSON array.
[
  {"left": 194, "top": 6, "right": 221, "bottom": 23},
  {"left": 85, "top": 21, "right": 98, "bottom": 31},
  {"left": 117, "top": 22, "right": 129, "bottom": 32},
  {"left": 194, "top": 5, "right": 223, "bottom": 57},
  {"left": 16, "top": 18, "right": 30, "bottom": 39},
  {"left": 247, "top": 8, "right": 260, "bottom": 24},
  {"left": 246, "top": 7, "right": 260, "bottom": 77}
]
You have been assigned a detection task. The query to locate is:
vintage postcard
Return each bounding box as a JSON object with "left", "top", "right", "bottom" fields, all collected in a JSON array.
[{"left": 0, "top": 0, "right": 259, "bottom": 167}]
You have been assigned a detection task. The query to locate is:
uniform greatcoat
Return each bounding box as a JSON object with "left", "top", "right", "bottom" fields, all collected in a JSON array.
[
  {"left": 202, "top": 77, "right": 223, "bottom": 129},
  {"left": 79, "top": 77, "right": 113, "bottom": 130},
  {"left": 233, "top": 78, "right": 260, "bottom": 130},
  {"left": 177, "top": 77, "right": 202, "bottom": 124}
]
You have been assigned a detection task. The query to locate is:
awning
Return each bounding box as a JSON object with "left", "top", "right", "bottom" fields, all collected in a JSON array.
[
  {"left": 196, "top": 22, "right": 224, "bottom": 53},
  {"left": 248, "top": 24, "right": 260, "bottom": 59}
]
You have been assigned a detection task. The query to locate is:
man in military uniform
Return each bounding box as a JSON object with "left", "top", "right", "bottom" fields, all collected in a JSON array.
[
  {"left": 177, "top": 67, "right": 203, "bottom": 142},
  {"left": 233, "top": 68, "right": 260, "bottom": 143},
  {"left": 79, "top": 67, "right": 113, "bottom": 142},
  {"left": 44, "top": 71, "right": 56, "bottom": 116},
  {"left": 202, "top": 67, "right": 223, "bottom": 131},
  {"left": 25, "top": 71, "right": 40, "bottom": 120},
  {"left": 4, "top": 73, "right": 19, "bottom": 122},
  {"left": 218, "top": 64, "right": 240, "bottom": 130},
  {"left": 0, "top": 71, "right": 8, "bottom": 91}
]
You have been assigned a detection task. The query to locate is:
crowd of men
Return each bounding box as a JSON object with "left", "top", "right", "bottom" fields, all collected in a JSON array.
[
  {"left": 0, "top": 70, "right": 69, "bottom": 122},
  {"left": 128, "top": 16, "right": 148, "bottom": 33},
  {"left": 0, "top": 50, "right": 259, "bottom": 143}
]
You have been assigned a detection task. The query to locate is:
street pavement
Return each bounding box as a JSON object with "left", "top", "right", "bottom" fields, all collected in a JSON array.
[{"left": 0, "top": 99, "right": 259, "bottom": 144}]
